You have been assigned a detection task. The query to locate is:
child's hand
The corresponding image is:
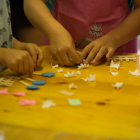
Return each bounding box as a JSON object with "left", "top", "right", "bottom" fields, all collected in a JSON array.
[
  {"left": 80, "top": 35, "right": 117, "bottom": 65},
  {"left": 14, "top": 41, "right": 44, "bottom": 67},
  {"left": 0, "top": 48, "right": 35, "bottom": 74},
  {"left": 49, "top": 28, "right": 81, "bottom": 66}
]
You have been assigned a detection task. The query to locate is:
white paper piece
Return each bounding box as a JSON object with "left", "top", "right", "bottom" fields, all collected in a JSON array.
[
  {"left": 69, "top": 83, "right": 77, "bottom": 89},
  {"left": 112, "top": 82, "right": 123, "bottom": 89},
  {"left": 42, "top": 100, "right": 56, "bottom": 108},
  {"left": 64, "top": 71, "right": 77, "bottom": 77},
  {"left": 75, "top": 71, "right": 81, "bottom": 75},
  {"left": 57, "top": 69, "right": 63, "bottom": 73},
  {"left": 82, "top": 74, "right": 96, "bottom": 82},
  {"left": 129, "top": 69, "right": 140, "bottom": 76},
  {"left": 110, "top": 60, "right": 120, "bottom": 70},
  {"left": 110, "top": 71, "right": 118, "bottom": 76},
  {"left": 59, "top": 90, "right": 75, "bottom": 96},
  {"left": 78, "top": 63, "right": 89, "bottom": 69},
  {"left": 51, "top": 63, "right": 59, "bottom": 69}
]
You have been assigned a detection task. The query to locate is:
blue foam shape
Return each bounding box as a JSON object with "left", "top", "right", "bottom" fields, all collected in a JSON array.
[
  {"left": 41, "top": 72, "right": 55, "bottom": 77},
  {"left": 26, "top": 86, "right": 40, "bottom": 90},
  {"left": 32, "top": 80, "right": 46, "bottom": 85}
]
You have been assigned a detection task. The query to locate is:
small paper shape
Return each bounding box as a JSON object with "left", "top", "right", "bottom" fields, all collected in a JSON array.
[
  {"left": 42, "top": 99, "right": 56, "bottom": 108},
  {"left": 78, "top": 63, "right": 89, "bottom": 69},
  {"left": 75, "top": 71, "right": 81, "bottom": 75},
  {"left": 57, "top": 69, "right": 63, "bottom": 73},
  {"left": 110, "top": 71, "right": 118, "bottom": 76},
  {"left": 42, "top": 72, "right": 55, "bottom": 77},
  {"left": 59, "top": 90, "right": 75, "bottom": 96},
  {"left": 75, "top": 62, "right": 84, "bottom": 66},
  {"left": 67, "top": 99, "right": 81, "bottom": 106},
  {"left": 0, "top": 89, "right": 9, "bottom": 95},
  {"left": 18, "top": 99, "right": 36, "bottom": 105},
  {"left": 51, "top": 63, "right": 59, "bottom": 69},
  {"left": 129, "top": 69, "right": 140, "bottom": 76},
  {"left": 69, "top": 83, "right": 77, "bottom": 89},
  {"left": 32, "top": 80, "right": 46, "bottom": 85},
  {"left": 112, "top": 82, "right": 123, "bottom": 89},
  {"left": 110, "top": 60, "right": 120, "bottom": 69},
  {"left": 82, "top": 74, "right": 96, "bottom": 82},
  {"left": 64, "top": 71, "right": 77, "bottom": 78},
  {"left": 11, "top": 92, "right": 25, "bottom": 96},
  {"left": 26, "top": 86, "right": 40, "bottom": 90}
]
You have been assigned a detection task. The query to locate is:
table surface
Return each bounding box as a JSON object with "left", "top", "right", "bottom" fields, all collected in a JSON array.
[{"left": 0, "top": 46, "right": 140, "bottom": 140}]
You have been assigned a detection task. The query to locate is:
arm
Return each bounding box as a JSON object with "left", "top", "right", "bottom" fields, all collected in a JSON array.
[
  {"left": 24, "top": 0, "right": 81, "bottom": 66},
  {"left": 80, "top": 0, "right": 140, "bottom": 64}
]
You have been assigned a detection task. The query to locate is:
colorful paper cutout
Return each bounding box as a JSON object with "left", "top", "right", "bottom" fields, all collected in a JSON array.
[
  {"left": 18, "top": 99, "right": 36, "bottom": 105},
  {"left": 0, "top": 89, "right": 9, "bottom": 95},
  {"left": 67, "top": 99, "right": 82, "bottom": 106},
  {"left": 32, "top": 80, "right": 46, "bottom": 85},
  {"left": 42, "top": 72, "right": 55, "bottom": 77}
]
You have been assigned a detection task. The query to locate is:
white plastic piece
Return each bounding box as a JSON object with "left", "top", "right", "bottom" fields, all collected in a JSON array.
[
  {"left": 51, "top": 63, "right": 59, "bottom": 69},
  {"left": 112, "top": 82, "right": 123, "bottom": 89},
  {"left": 110, "top": 71, "right": 118, "bottom": 76},
  {"left": 59, "top": 90, "right": 75, "bottom": 96},
  {"left": 64, "top": 71, "right": 77, "bottom": 78},
  {"left": 82, "top": 74, "right": 96, "bottom": 82},
  {"left": 42, "top": 100, "right": 56, "bottom": 108},
  {"left": 110, "top": 60, "right": 120, "bottom": 70},
  {"left": 129, "top": 69, "right": 140, "bottom": 76},
  {"left": 57, "top": 69, "right": 63, "bottom": 73},
  {"left": 69, "top": 83, "right": 77, "bottom": 89},
  {"left": 78, "top": 63, "right": 89, "bottom": 69}
]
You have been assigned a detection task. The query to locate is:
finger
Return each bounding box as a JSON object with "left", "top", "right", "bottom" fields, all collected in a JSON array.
[
  {"left": 18, "top": 60, "right": 24, "bottom": 74},
  {"left": 34, "top": 45, "right": 44, "bottom": 66},
  {"left": 92, "top": 48, "right": 107, "bottom": 65},
  {"left": 80, "top": 43, "right": 93, "bottom": 61},
  {"left": 23, "top": 56, "right": 29, "bottom": 74},
  {"left": 55, "top": 53, "right": 64, "bottom": 66},
  {"left": 27, "top": 54, "right": 35, "bottom": 75},
  {"left": 85, "top": 45, "right": 101, "bottom": 64},
  {"left": 106, "top": 48, "right": 114, "bottom": 58},
  {"left": 60, "top": 52, "right": 75, "bottom": 66}
]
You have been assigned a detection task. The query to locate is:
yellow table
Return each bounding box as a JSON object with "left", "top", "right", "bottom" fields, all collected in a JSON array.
[{"left": 0, "top": 46, "right": 140, "bottom": 140}]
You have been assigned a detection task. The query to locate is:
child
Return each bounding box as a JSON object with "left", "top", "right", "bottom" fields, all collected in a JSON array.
[
  {"left": 0, "top": 0, "right": 44, "bottom": 74},
  {"left": 24, "top": 0, "right": 140, "bottom": 66}
]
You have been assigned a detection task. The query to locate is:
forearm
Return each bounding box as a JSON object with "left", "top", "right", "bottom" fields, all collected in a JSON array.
[
  {"left": 13, "top": 37, "right": 22, "bottom": 49},
  {"left": 107, "top": 7, "right": 140, "bottom": 47},
  {"left": 24, "top": 0, "right": 63, "bottom": 40}
]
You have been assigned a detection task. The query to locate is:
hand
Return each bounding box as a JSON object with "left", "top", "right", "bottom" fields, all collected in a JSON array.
[
  {"left": 14, "top": 41, "right": 44, "bottom": 67},
  {"left": 80, "top": 35, "right": 117, "bottom": 65},
  {"left": 49, "top": 28, "right": 81, "bottom": 66},
  {"left": 0, "top": 48, "right": 35, "bottom": 74}
]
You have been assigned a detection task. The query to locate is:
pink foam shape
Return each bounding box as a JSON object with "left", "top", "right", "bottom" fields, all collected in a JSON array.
[
  {"left": 11, "top": 92, "right": 26, "bottom": 97},
  {"left": 0, "top": 89, "right": 9, "bottom": 94},
  {"left": 18, "top": 99, "right": 36, "bottom": 105}
]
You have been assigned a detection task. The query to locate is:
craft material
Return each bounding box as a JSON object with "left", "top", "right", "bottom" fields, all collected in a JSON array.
[
  {"left": 18, "top": 99, "right": 36, "bottom": 105},
  {"left": 19, "top": 80, "right": 40, "bottom": 90},
  {"left": 64, "top": 71, "right": 81, "bottom": 78},
  {"left": 0, "top": 75, "right": 20, "bottom": 87},
  {"left": 78, "top": 63, "right": 89, "bottom": 69},
  {"left": 0, "top": 89, "right": 9, "bottom": 95},
  {"left": 51, "top": 63, "right": 59, "bottom": 69},
  {"left": 112, "top": 83, "right": 123, "bottom": 89},
  {"left": 11, "top": 92, "right": 25, "bottom": 97},
  {"left": 110, "top": 71, "right": 118, "bottom": 76},
  {"left": 57, "top": 69, "right": 63, "bottom": 73},
  {"left": 33, "top": 72, "right": 55, "bottom": 77},
  {"left": 110, "top": 60, "right": 120, "bottom": 70},
  {"left": 59, "top": 90, "right": 75, "bottom": 96},
  {"left": 129, "top": 69, "right": 140, "bottom": 76},
  {"left": 82, "top": 74, "right": 96, "bottom": 82},
  {"left": 69, "top": 83, "right": 77, "bottom": 89},
  {"left": 42, "top": 99, "right": 56, "bottom": 108},
  {"left": 0, "top": 131, "right": 5, "bottom": 140},
  {"left": 67, "top": 98, "right": 82, "bottom": 106}
]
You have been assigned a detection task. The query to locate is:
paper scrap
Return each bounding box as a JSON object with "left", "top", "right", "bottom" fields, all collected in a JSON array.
[
  {"left": 57, "top": 69, "right": 63, "bottom": 73},
  {"left": 69, "top": 83, "right": 77, "bottom": 89},
  {"left": 32, "top": 80, "right": 46, "bottom": 85},
  {"left": 110, "top": 60, "right": 120, "bottom": 69},
  {"left": 18, "top": 99, "right": 36, "bottom": 105},
  {"left": 78, "top": 63, "right": 89, "bottom": 69},
  {"left": 42, "top": 99, "right": 56, "bottom": 108},
  {"left": 42, "top": 72, "right": 55, "bottom": 77},
  {"left": 51, "top": 63, "right": 59, "bottom": 69},
  {"left": 82, "top": 74, "right": 96, "bottom": 82},
  {"left": 129, "top": 69, "right": 140, "bottom": 76},
  {"left": 59, "top": 90, "right": 75, "bottom": 96},
  {"left": 11, "top": 92, "right": 25, "bottom": 97},
  {"left": 67, "top": 99, "right": 81, "bottom": 106},
  {"left": 64, "top": 71, "right": 77, "bottom": 78},
  {"left": 75, "top": 71, "right": 81, "bottom": 75},
  {"left": 110, "top": 71, "right": 118, "bottom": 76},
  {"left": 112, "top": 82, "right": 123, "bottom": 89},
  {"left": 0, "top": 89, "right": 9, "bottom": 95}
]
